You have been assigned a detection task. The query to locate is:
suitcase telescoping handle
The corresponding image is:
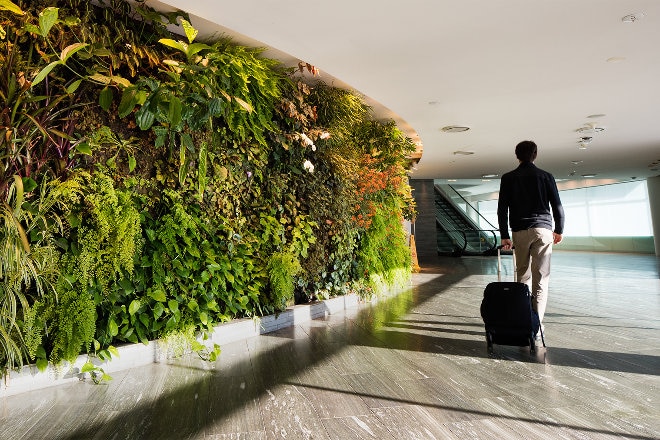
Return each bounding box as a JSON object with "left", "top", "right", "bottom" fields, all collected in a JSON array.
[{"left": 496, "top": 245, "right": 516, "bottom": 282}]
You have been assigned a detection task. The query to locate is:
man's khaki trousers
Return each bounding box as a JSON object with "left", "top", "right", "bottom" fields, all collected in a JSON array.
[{"left": 512, "top": 227, "right": 554, "bottom": 323}]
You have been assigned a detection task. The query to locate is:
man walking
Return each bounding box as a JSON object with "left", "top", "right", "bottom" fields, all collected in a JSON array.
[{"left": 498, "top": 140, "right": 565, "bottom": 339}]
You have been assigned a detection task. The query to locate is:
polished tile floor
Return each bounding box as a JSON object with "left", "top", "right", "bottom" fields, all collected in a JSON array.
[{"left": 1, "top": 251, "right": 659, "bottom": 439}]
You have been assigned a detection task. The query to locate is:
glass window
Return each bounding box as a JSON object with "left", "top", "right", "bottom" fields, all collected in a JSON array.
[{"left": 479, "top": 180, "right": 652, "bottom": 237}]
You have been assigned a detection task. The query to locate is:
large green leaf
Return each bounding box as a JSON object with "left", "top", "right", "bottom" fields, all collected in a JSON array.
[
  {"left": 197, "top": 142, "right": 207, "bottom": 198},
  {"left": 178, "top": 142, "right": 187, "bottom": 186},
  {"left": 60, "top": 42, "right": 88, "bottom": 62},
  {"left": 66, "top": 79, "right": 82, "bottom": 94},
  {"left": 153, "top": 302, "right": 165, "bottom": 319},
  {"left": 118, "top": 88, "right": 138, "bottom": 118},
  {"left": 181, "top": 19, "right": 198, "bottom": 43},
  {"left": 128, "top": 154, "right": 136, "bottom": 172},
  {"left": 187, "top": 300, "right": 199, "bottom": 311},
  {"left": 199, "top": 312, "right": 208, "bottom": 326},
  {"left": 108, "top": 319, "right": 119, "bottom": 337},
  {"left": 128, "top": 300, "right": 141, "bottom": 315},
  {"left": 148, "top": 288, "right": 167, "bottom": 302},
  {"left": 88, "top": 73, "right": 112, "bottom": 85},
  {"left": 32, "top": 61, "right": 60, "bottom": 86},
  {"left": 75, "top": 141, "right": 92, "bottom": 156},
  {"left": 208, "top": 97, "right": 224, "bottom": 116},
  {"left": 159, "top": 38, "right": 187, "bottom": 53},
  {"left": 180, "top": 132, "right": 194, "bottom": 152},
  {"left": 168, "top": 96, "right": 182, "bottom": 127},
  {"left": 99, "top": 87, "right": 113, "bottom": 111},
  {"left": 0, "top": 0, "right": 24, "bottom": 15},
  {"left": 187, "top": 42, "right": 211, "bottom": 57},
  {"left": 38, "top": 7, "right": 58, "bottom": 36},
  {"left": 36, "top": 358, "right": 48, "bottom": 371},
  {"left": 135, "top": 105, "right": 156, "bottom": 130}
]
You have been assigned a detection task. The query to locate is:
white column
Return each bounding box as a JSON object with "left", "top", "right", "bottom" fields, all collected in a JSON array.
[{"left": 646, "top": 175, "right": 660, "bottom": 256}]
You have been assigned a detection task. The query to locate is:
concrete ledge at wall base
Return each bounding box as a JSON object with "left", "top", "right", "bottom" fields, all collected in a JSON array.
[
  {"left": 559, "top": 236, "right": 655, "bottom": 254},
  {"left": 0, "top": 293, "right": 364, "bottom": 398}
]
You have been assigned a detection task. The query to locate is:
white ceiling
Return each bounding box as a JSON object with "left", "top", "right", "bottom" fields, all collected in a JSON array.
[{"left": 151, "top": 0, "right": 660, "bottom": 198}]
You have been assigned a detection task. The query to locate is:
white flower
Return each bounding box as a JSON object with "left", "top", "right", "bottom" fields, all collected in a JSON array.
[
  {"left": 303, "top": 160, "right": 314, "bottom": 173},
  {"left": 298, "top": 132, "right": 314, "bottom": 147},
  {"left": 311, "top": 145, "right": 316, "bottom": 152},
  {"left": 320, "top": 131, "right": 330, "bottom": 139}
]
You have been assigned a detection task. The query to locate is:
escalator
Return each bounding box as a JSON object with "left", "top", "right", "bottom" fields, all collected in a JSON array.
[{"left": 435, "top": 185, "right": 499, "bottom": 256}]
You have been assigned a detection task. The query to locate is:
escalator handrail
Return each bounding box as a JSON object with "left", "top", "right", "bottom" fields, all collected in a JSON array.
[
  {"left": 436, "top": 220, "right": 468, "bottom": 254},
  {"left": 440, "top": 227, "right": 499, "bottom": 255}
]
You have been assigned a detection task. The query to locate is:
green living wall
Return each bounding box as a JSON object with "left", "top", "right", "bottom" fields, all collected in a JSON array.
[{"left": 0, "top": 0, "right": 416, "bottom": 376}]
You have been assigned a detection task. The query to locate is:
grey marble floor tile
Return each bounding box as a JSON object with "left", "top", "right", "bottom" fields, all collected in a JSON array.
[
  {"left": 1, "top": 251, "right": 658, "bottom": 440},
  {"left": 257, "top": 383, "right": 331, "bottom": 439},
  {"left": 204, "top": 373, "right": 265, "bottom": 437},
  {"left": 371, "top": 405, "right": 461, "bottom": 439},
  {"left": 205, "top": 433, "right": 267, "bottom": 440},
  {"left": 321, "top": 414, "right": 397, "bottom": 439},
  {"left": 442, "top": 418, "right": 528, "bottom": 440},
  {"left": 542, "top": 405, "right": 659, "bottom": 440},
  {"left": 291, "top": 366, "right": 372, "bottom": 419},
  {"left": 340, "top": 372, "right": 411, "bottom": 409}
]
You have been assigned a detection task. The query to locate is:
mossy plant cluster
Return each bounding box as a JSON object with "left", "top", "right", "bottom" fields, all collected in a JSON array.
[{"left": 0, "top": 0, "right": 416, "bottom": 375}]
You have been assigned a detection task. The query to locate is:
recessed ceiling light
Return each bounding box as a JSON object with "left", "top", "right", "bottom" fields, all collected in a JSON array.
[
  {"left": 622, "top": 12, "right": 645, "bottom": 23},
  {"left": 481, "top": 174, "right": 498, "bottom": 178},
  {"left": 606, "top": 57, "right": 626, "bottom": 63},
  {"left": 447, "top": 179, "right": 457, "bottom": 182},
  {"left": 576, "top": 125, "right": 605, "bottom": 134},
  {"left": 453, "top": 150, "right": 474, "bottom": 155},
  {"left": 442, "top": 126, "right": 470, "bottom": 133},
  {"left": 581, "top": 173, "right": 597, "bottom": 178},
  {"left": 571, "top": 160, "right": 583, "bottom": 165}
]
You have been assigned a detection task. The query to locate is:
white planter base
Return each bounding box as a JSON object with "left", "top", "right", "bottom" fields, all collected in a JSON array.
[{"left": 1, "top": 293, "right": 363, "bottom": 397}]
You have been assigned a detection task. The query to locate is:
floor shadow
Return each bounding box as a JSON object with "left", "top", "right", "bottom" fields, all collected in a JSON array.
[
  {"left": 48, "top": 252, "right": 659, "bottom": 439},
  {"left": 57, "top": 259, "right": 472, "bottom": 439},
  {"left": 364, "top": 327, "right": 659, "bottom": 375},
  {"left": 385, "top": 322, "right": 485, "bottom": 337},
  {"left": 280, "top": 382, "right": 658, "bottom": 440}
]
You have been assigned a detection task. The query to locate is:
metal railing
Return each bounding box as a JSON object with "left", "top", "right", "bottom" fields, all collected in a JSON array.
[
  {"left": 437, "top": 222, "right": 499, "bottom": 256},
  {"left": 435, "top": 184, "right": 500, "bottom": 256}
]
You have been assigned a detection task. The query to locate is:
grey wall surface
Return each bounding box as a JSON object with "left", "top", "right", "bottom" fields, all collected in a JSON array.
[{"left": 410, "top": 179, "right": 437, "bottom": 262}]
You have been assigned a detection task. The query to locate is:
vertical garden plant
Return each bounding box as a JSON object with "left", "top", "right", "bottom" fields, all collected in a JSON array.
[{"left": 0, "top": 0, "right": 417, "bottom": 377}]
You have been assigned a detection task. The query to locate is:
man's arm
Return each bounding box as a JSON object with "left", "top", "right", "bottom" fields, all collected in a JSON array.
[
  {"left": 497, "top": 176, "right": 512, "bottom": 249},
  {"left": 547, "top": 174, "right": 565, "bottom": 237},
  {"left": 553, "top": 233, "right": 563, "bottom": 244},
  {"left": 501, "top": 238, "right": 513, "bottom": 250}
]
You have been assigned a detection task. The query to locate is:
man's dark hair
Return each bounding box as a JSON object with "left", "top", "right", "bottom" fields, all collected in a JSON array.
[{"left": 515, "top": 140, "right": 538, "bottom": 162}]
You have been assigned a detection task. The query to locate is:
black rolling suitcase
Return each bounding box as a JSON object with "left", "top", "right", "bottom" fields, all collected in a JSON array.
[{"left": 480, "top": 246, "right": 545, "bottom": 354}]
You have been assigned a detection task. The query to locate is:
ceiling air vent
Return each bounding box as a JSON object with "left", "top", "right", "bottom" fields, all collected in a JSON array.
[
  {"left": 576, "top": 125, "right": 604, "bottom": 134},
  {"left": 441, "top": 126, "right": 470, "bottom": 133}
]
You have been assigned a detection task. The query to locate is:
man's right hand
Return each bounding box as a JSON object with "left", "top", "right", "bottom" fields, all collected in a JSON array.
[{"left": 501, "top": 238, "right": 513, "bottom": 250}]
